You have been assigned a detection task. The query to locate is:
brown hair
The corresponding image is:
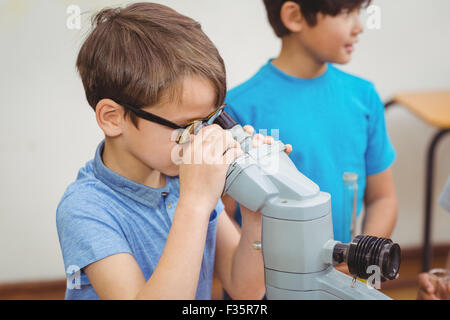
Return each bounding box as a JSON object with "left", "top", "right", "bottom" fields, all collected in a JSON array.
[
  {"left": 76, "top": 2, "right": 226, "bottom": 128},
  {"left": 263, "top": 0, "right": 372, "bottom": 38}
]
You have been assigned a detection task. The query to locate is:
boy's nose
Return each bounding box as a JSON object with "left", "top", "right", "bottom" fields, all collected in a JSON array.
[{"left": 352, "top": 16, "right": 364, "bottom": 35}]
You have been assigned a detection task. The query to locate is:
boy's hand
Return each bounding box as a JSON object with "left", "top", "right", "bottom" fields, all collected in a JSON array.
[
  {"left": 243, "top": 125, "right": 293, "bottom": 155},
  {"left": 417, "top": 272, "right": 447, "bottom": 300},
  {"left": 418, "top": 273, "right": 438, "bottom": 300},
  {"left": 178, "top": 124, "right": 243, "bottom": 216}
]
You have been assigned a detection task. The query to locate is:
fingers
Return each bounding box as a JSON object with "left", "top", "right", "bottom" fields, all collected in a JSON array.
[
  {"left": 222, "top": 130, "right": 243, "bottom": 164},
  {"left": 243, "top": 125, "right": 255, "bottom": 135},
  {"left": 190, "top": 124, "right": 242, "bottom": 164},
  {"left": 418, "top": 273, "right": 435, "bottom": 294},
  {"left": 245, "top": 125, "right": 292, "bottom": 155},
  {"left": 190, "top": 124, "right": 293, "bottom": 165},
  {"left": 221, "top": 129, "right": 240, "bottom": 155},
  {"left": 252, "top": 133, "right": 265, "bottom": 147},
  {"left": 251, "top": 134, "right": 293, "bottom": 155},
  {"left": 285, "top": 144, "right": 293, "bottom": 155},
  {"left": 418, "top": 288, "right": 440, "bottom": 300},
  {"left": 223, "top": 145, "right": 244, "bottom": 164},
  {"left": 265, "top": 136, "right": 275, "bottom": 144}
]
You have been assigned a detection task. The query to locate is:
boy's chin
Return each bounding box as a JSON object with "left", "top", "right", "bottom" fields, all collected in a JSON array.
[
  {"left": 161, "top": 165, "right": 180, "bottom": 177},
  {"left": 329, "top": 58, "right": 352, "bottom": 65},
  {"left": 332, "top": 52, "right": 353, "bottom": 65}
]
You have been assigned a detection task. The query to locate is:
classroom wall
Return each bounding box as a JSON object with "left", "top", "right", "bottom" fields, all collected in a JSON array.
[{"left": 0, "top": 0, "right": 449, "bottom": 282}]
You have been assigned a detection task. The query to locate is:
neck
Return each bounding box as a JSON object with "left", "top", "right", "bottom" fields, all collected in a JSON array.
[
  {"left": 102, "top": 138, "right": 166, "bottom": 189},
  {"left": 272, "top": 34, "right": 328, "bottom": 79}
]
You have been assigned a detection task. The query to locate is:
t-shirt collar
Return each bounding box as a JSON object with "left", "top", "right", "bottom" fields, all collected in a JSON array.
[
  {"left": 264, "top": 58, "right": 332, "bottom": 84},
  {"left": 92, "top": 140, "right": 178, "bottom": 209}
]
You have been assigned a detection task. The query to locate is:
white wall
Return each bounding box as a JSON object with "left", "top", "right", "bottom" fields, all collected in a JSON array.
[{"left": 0, "top": 0, "right": 449, "bottom": 282}]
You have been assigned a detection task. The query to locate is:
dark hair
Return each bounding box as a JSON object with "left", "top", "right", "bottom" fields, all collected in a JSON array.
[
  {"left": 263, "top": 0, "right": 372, "bottom": 37},
  {"left": 76, "top": 2, "right": 226, "bottom": 128}
]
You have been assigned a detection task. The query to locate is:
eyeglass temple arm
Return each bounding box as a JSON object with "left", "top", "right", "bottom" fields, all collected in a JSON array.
[{"left": 122, "top": 103, "right": 183, "bottom": 130}]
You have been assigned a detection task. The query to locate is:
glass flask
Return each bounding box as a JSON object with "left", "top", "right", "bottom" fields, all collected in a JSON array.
[{"left": 342, "top": 172, "right": 358, "bottom": 243}]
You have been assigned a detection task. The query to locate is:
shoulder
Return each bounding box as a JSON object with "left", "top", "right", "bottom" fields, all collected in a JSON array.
[
  {"left": 328, "top": 64, "right": 382, "bottom": 108},
  {"left": 56, "top": 162, "right": 117, "bottom": 227},
  {"left": 329, "top": 64, "right": 375, "bottom": 91}
]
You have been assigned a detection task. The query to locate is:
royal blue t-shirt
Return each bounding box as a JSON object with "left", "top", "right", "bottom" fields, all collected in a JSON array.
[
  {"left": 225, "top": 60, "right": 395, "bottom": 243},
  {"left": 56, "top": 140, "right": 224, "bottom": 299}
]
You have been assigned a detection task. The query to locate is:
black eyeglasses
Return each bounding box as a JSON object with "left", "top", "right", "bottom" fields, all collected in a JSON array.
[{"left": 118, "top": 101, "right": 225, "bottom": 144}]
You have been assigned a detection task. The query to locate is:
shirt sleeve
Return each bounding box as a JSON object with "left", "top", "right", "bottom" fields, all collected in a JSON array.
[
  {"left": 215, "top": 198, "right": 225, "bottom": 215},
  {"left": 365, "top": 84, "right": 396, "bottom": 176},
  {"left": 56, "top": 192, "right": 133, "bottom": 283}
]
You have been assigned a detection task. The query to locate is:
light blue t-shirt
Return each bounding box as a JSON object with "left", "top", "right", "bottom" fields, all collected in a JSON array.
[
  {"left": 225, "top": 60, "right": 395, "bottom": 243},
  {"left": 56, "top": 140, "right": 224, "bottom": 299}
]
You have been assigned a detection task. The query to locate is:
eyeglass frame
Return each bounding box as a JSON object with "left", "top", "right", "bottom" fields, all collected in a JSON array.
[{"left": 116, "top": 101, "right": 225, "bottom": 144}]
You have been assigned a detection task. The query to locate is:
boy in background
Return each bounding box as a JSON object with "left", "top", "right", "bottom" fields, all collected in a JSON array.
[{"left": 223, "top": 0, "right": 398, "bottom": 274}]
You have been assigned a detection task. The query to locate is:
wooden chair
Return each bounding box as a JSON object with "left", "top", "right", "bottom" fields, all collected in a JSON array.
[{"left": 385, "top": 90, "right": 450, "bottom": 272}]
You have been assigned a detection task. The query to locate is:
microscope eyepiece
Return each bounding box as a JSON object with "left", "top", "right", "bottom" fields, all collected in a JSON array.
[
  {"left": 213, "top": 111, "right": 238, "bottom": 130},
  {"left": 333, "top": 235, "right": 401, "bottom": 281},
  {"left": 380, "top": 240, "right": 401, "bottom": 280}
]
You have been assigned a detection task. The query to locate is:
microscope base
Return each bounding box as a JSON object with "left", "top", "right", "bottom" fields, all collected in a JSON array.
[{"left": 265, "top": 267, "right": 391, "bottom": 300}]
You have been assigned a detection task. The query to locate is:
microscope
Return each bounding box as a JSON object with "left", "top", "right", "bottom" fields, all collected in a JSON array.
[{"left": 214, "top": 112, "right": 401, "bottom": 300}]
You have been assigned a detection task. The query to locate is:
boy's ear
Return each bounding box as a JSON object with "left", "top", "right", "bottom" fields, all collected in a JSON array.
[
  {"left": 280, "top": 1, "right": 303, "bottom": 33},
  {"left": 95, "top": 99, "right": 125, "bottom": 137}
]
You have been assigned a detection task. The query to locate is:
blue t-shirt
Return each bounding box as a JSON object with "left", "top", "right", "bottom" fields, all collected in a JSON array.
[
  {"left": 225, "top": 60, "right": 395, "bottom": 243},
  {"left": 56, "top": 140, "right": 224, "bottom": 299}
]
